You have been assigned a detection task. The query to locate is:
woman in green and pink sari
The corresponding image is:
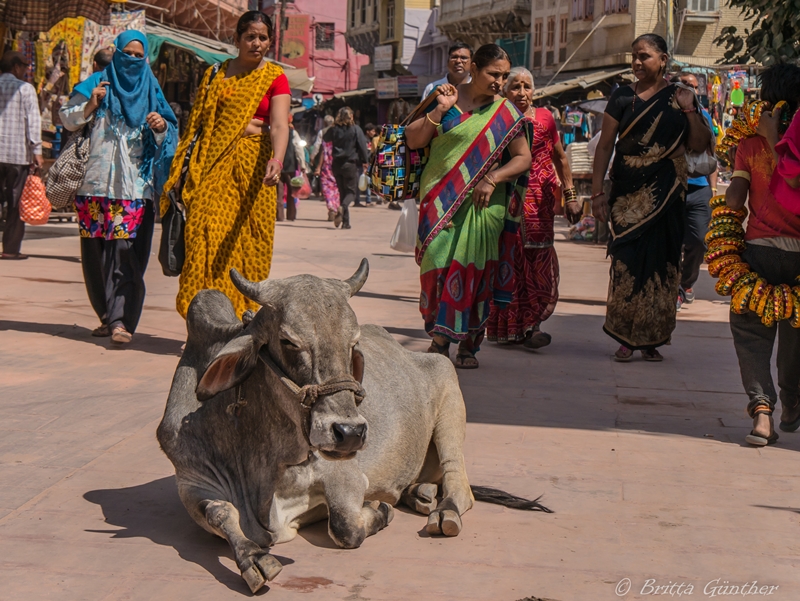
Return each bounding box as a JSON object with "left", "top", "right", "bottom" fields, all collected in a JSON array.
[{"left": 405, "top": 44, "right": 532, "bottom": 368}]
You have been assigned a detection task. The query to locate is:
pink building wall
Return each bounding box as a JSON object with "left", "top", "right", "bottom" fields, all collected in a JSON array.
[{"left": 262, "top": 0, "right": 368, "bottom": 97}]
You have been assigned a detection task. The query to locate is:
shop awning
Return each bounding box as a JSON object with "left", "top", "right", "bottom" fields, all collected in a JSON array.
[
  {"left": 533, "top": 68, "right": 632, "bottom": 99},
  {"left": 145, "top": 22, "right": 315, "bottom": 93},
  {"left": 333, "top": 88, "right": 375, "bottom": 99},
  {"left": 1, "top": 0, "right": 111, "bottom": 32}
]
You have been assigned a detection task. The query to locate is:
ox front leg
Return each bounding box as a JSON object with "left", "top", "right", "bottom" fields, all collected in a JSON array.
[
  {"left": 426, "top": 391, "right": 475, "bottom": 537},
  {"left": 203, "top": 500, "right": 283, "bottom": 593},
  {"left": 325, "top": 472, "right": 394, "bottom": 549}
]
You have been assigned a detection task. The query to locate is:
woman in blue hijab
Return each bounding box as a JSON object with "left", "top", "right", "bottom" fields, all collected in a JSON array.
[{"left": 60, "top": 31, "right": 177, "bottom": 345}]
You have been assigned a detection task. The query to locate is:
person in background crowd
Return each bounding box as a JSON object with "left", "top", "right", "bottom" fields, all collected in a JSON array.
[
  {"left": 354, "top": 123, "right": 377, "bottom": 207},
  {"left": 0, "top": 51, "right": 42, "bottom": 261},
  {"left": 725, "top": 64, "right": 800, "bottom": 446},
  {"left": 360, "top": 123, "right": 379, "bottom": 206},
  {"left": 487, "top": 67, "right": 580, "bottom": 350},
  {"left": 591, "top": 33, "right": 713, "bottom": 362},
  {"left": 161, "top": 11, "right": 290, "bottom": 318},
  {"left": 422, "top": 42, "right": 473, "bottom": 99},
  {"left": 671, "top": 72, "right": 718, "bottom": 312},
  {"left": 406, "top": 44, "right": 532, "bottom": 369},
  {"left": 277, "top": 115, "right": 305, "bottom": 221},
  {"left": 60, "top": 31, "right": 177, "bottom": 343},
  {"left": 323, "top": 107, "right": 369, "bottom": 230},
  {"left": 312, "top": 115, "right": 340, "bottom": 221},
  {"left": 92, "top": 48, "right": 113, "bottom": 73}
]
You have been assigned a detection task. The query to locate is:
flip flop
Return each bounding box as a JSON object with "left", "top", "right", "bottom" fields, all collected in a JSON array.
[
  {"left": 779, "top": 414, "right": 800, "bottom": 433},
  {"left": 111, "top": 327, "right": 132, "bottom": 344},
  {"left": 641, "top": 349, "right": 663, "bottom": 362},
  {"left": 427, "top": 339, "right": 451, "bottom": 358},
  {"left": 92, "top": 324, "right": 111, "bottom": 337},
  {"left": 613, "top": 346, "right": 633, "bottom": 362},
  {"left": 744, "top": 430, "right": 779, "bottom": 447},
  {"left": 524, "top": 330, "right": 552, "bottom": 350},
  {"left": 1, "top": 253, "right": 28, "bottom": 260}
]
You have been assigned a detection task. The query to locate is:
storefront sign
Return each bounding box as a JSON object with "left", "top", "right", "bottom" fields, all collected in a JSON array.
[
  {"left": 374, "top": 45, "right": 393, "bottom": 72},
  {"left": 375, "top": 77, "right": 398, "bottom": 99},
  {"left": 397, "top": 76, "right": 419, "bottom": 97},
  {"left": 280, "top": 14, "right": 310, "bottom": 69}
]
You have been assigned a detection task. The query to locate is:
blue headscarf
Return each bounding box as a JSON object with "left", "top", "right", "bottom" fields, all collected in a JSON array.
[{"left": 73, "top": 30, "right": 178, "bottom": 197}]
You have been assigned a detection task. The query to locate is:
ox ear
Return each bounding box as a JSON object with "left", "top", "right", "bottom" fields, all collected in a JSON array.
[
  {"left": 352, "top": 344, "right": 365, "bottom": 384},
  {"left": 196, "top": 335, "right": 259, "bottom": 401},
  {"left": 344, "top": 258, "right": 369, "bottom": 297}
]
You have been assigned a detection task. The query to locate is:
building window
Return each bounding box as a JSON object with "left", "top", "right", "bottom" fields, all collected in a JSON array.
[
  {"left": 533, "top": 19, "right": 543, "bottom": 49},
  {"left": 604, "top": 0, "right": 629, "bottom": 13},
  {"left": 373, "top": 0, "right": 379, "bottom": 22},
  {"left": 316, "top": 23, "right": 335, "bottom": 50},
  {"left": 534, "top": 51, "right": 542, "bottom": 68},
  {"left": 559, "top": 15, "right": 568, "bottom": 45},
  {"left": 350, "top": 0, "right": 356, "bottom": 27},
  {"left": 546, "top": 50, "right": 554, "bottom": 66},
  {"left": 546, "top": 16, "right": 555, "bottom": 49},
  {"left": 572, "top": 0, "right": 593, "bottom": 20},
  {"left": 360, "top": 0, "right": 367, "bottom": 24},
  {"left": 687, "top": 0, "right": 718, "bottom": 10},
  {"left": 385, "top": 0, "right": 395, "bottom": 39}
]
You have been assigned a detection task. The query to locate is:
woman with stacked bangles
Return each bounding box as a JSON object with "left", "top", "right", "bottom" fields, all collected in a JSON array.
[
  {"left": 486, "top": 66, "right": 581, "bottom": 350},
  {"left": 709, "top": 64, "right": 800, "bottom": 447}
]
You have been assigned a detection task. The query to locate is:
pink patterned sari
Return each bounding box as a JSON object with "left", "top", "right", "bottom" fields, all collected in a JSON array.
[{"left": 320, "top": 140, "right": 340, "bottom": 212}]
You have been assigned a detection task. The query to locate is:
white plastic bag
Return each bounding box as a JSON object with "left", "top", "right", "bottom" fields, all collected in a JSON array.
[
  {"left": 358, "top": 172, "right": 368, "bottom": 192},
  {"left": 390, "top": 197, "right": 418, "bottom": 253}
]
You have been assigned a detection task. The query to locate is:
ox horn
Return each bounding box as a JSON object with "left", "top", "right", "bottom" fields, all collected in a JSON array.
[
  {"left": 230, "top": 269, "right": 271, "bottom": 305},
  {"left": 344, "top": 258, "right": 369, "bottom": 297}
]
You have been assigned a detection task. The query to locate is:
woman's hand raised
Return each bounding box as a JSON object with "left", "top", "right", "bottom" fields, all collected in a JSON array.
[
  {"left": 435, "top": 84, "right": 458, "bottom": 112},
  {"left": 675, "top": 87, "right": 695, "bottom": 111},
  {"left": 146, "top": 112, "right": 167, "bottom": 133}
]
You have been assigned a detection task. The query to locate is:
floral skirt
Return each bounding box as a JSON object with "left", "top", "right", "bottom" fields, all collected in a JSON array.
[{"left": 75, "top": 196, "right": 145, "bottom": 239}]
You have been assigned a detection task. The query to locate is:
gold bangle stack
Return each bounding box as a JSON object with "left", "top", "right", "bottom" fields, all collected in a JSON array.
[{"left": 563, "top": 187, "right": 578, "bottom": 203}]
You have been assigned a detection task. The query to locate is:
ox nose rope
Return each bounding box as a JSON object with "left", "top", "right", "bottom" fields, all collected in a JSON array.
[{"left": 258, "top": 348, "right": 366, "bottom": 408}]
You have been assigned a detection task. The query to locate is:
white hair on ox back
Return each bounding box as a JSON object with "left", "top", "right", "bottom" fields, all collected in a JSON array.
[{"left": 503, "top": 66, "right": 534, "bottom": 94}]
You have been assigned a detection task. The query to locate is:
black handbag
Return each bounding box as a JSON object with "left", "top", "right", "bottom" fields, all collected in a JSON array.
[{"left": 158, "top": 62, "right": 221, "bottom": 277}]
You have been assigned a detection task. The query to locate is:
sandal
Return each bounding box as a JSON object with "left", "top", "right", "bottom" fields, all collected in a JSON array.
[
  {"left": 427, "top": 339, "right": 451, "bottom": 358},
  {"left": 327, "top": 209, "right": 337, "bottom": 222},
  {"left": 745, "top": 430, "right": 779, "bottom": 446},
  {"left": 613, "top": 345, "right": 633, "bottom": 362},
  {"left": 0, "top": 253, "right": 28, "bottom": 260},
  {"left": 92, "top": 324, "right": 111, "bottom": 337},
  {"left": 455, "top": 344, "right": 479, "bottom": 369},
  {"left": 111, "top": 326, "right": 132, "bottom": 345},
  {"left": 779, "top": 401, "right": 800, "bottom": 433},
  {"left": 641, "top": 349, "right": 663, "bottom": 362},
  {"left": 523, "top": 327, "right": 552, "bottom": 350},
  {"left": 333, "top": 207, "right": 343, "bottom": 228}
]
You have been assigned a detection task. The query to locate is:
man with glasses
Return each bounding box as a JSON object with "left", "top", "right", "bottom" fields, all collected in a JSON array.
[
  {"left": 671, "top": 72, "right": 718, "bottom": 311},
  {"left": 422, "top": 42, "right": 473, "bottom": 99}
]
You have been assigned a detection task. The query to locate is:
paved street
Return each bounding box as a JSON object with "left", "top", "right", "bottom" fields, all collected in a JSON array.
[{"left": 1, "top": 200, "right": 798, "bottom": 601}]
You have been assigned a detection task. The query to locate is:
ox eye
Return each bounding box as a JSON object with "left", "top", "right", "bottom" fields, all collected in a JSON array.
[{"left": 280, "top": 339, "right": 299, "bottom": 348}]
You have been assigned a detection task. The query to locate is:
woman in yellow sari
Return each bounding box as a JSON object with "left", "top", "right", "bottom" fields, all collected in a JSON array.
[{"left": 161, "top": 11, "right": 290, "bottom": 317}]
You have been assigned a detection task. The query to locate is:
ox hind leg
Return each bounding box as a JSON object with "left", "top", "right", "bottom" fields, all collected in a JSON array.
[
  {"left": 425, "top": 386, "right": 474, "bottom": 537},
  {"left": 201, "top": 499, "right": 283, "bottom": 593},
  {"left": 323, "top": 465, "right": 394, "bottom": 549}
]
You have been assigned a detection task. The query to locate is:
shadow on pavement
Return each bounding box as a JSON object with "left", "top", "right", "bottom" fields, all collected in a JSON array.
[
  {"left": 84, "top": 476, "right": 294, "bottom": 595},
  {"left": 0, "top": 320, "right": 184, "bottom": 356},
  {"left": 22, "top": 253, "right": 82, "bottom": 264}
]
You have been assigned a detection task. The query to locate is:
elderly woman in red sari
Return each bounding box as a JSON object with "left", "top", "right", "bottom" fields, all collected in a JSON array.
[
  {"left": 487, "top": 67, "right": 581, "bottom": 350},
  {"left": 405, "top": 44, "right": 532, "bottom": 369}
]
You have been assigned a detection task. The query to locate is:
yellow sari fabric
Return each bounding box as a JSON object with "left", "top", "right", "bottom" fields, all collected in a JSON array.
[{"left": 161, "top": 60, "right": 282, "bottom": 318}]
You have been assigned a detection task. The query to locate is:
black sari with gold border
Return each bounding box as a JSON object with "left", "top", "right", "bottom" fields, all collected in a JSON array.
[{"left": 603, "top": 84, "right": 689, "bottom": 350}]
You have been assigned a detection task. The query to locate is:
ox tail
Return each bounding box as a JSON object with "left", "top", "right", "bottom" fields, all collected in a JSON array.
[{"left": 470, "top": 485, "right": 553, "bottom": 513}]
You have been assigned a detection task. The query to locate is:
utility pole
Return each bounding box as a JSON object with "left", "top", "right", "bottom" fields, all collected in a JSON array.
[
  {"left": 665, "top": 0, "right": 674, "bottom": 61},
  {"left": 276, "top": 0, "right": 288, "bottom": 62}
]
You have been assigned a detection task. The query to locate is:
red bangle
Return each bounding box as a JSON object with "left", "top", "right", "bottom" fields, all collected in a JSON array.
[
  {"left": 590, "top": 192, "right": 606, "bottom": 200},
  {"left": 269, "top": 158, "right": 283, "bottom": 169},
  {"left": 682, "top": 108, "right": 697, "bottom": 113}
]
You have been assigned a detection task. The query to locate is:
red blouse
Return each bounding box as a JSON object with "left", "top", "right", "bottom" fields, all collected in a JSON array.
[{"left": 253, "top": 74, "right": 291, "bottom": 123}]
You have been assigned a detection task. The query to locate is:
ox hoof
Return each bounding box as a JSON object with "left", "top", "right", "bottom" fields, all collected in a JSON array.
[
  {"left": 240, "top": 552, "right": 283, "bottom": 593},
  {"left": 402, "top": 483, "right": 438, "bottom": 515},
  {"left": 425, "top": 509, "right": 462, "bottom": 537},
  {"left": 366, "top": 500, "right": 394, "bottom": 526}
]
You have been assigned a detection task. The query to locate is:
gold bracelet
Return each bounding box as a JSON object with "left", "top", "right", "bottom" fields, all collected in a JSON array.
[
  {"left": 484, "top": 174, "right": 497, "bottom": 188},
  {"left": 426, "top": 113, "right": 441, "bottom": 127}
]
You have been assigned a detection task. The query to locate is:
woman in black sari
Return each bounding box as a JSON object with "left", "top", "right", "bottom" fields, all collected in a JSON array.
[{"left": 591, "top": 34, "right": 713, "bottom": 361}]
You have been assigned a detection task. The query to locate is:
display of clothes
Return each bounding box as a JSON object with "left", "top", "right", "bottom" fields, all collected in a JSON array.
[{"left": 80, "top": 9, "right": 146, "bottom": 82}]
